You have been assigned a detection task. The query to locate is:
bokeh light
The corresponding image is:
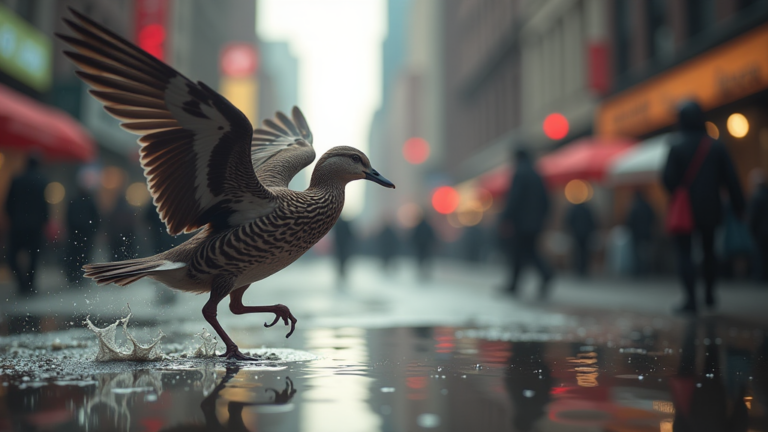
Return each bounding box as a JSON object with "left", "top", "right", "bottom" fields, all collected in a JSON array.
[
  {"left": 397, "top": 202, "right": 423, "bottom": 229},
  {"left": 138, "top": 23, "right": 166, "bottom": 60},
  {"left": 543, "top": 113, "right": 569, "bottom": 140},
  {"left": 727, "top": 113, "right": 749, "bottom": 138},
  {"left": 476, "top": 188, "right": 493, "bottom": 211},
  {"left": 457, "top": 201, "right": 483, "bottom": 226},
  {"left": 403, "top": 137, "right": 430, "bottom": 164},
  {"left": 705, "top": 121, "right": 719, "bottom": 139},
  {"left": 101, "top": 166, "right": 125, "bottom": 190},
  {"left": 432, "top": 186, "right": 460, "bottom": 214},
  {"left": 44, "top": 182, "right": 65, "bottom": 204},
  {"left": 126, "top": 182, "right": 151, "bottom": 207},
  {"left": 564, "top": 179, "right": 593, "bottom": 204}
]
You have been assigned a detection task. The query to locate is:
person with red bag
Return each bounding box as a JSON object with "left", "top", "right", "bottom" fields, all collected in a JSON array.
[{"left": 662, "top": 101, "right": 745, "bottom": 314}]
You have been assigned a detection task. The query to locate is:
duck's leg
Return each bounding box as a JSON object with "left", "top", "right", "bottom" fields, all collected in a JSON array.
[
  {"left": 203, "top": 276, "right": 260, "bottom": 361},
  {"left": 229, "top": 286, "right": 298, "bottom": 338}
]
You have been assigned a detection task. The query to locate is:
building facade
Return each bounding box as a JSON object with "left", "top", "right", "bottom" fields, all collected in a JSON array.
[{"left": 598, "top": 0, "right": 768, "bottom": 192}]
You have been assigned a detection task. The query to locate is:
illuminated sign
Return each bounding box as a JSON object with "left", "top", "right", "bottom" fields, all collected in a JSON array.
[
  {"left": 598, "top": 22, "right": 768, "bottom": 138},
  {"left": 135, "top": 0, "right": 169, "bottom": 60},
  {"left": 221, "top": 43, "right": 259, "bottom": 78},
  {"left": 0, "top": 3, "right": 52, "bottom": 92}
]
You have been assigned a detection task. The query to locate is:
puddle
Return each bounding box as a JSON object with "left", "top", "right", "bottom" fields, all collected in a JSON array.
[{"left": 1, "top": 316, "right": 767, "bottom": 431}]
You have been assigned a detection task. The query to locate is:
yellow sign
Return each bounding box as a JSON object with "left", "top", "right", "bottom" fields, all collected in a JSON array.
[
  {"left": 597, "top": 23, "right": 768, "bottom": 138},
  {"left": 220, "top": 76, "right": 258, "bottom": 126}
]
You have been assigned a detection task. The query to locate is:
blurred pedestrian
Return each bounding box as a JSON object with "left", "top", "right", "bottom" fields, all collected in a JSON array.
[
  {"left": 626, "top": 190, "right": 656, "bottom": 276},
  {"left": 498, "top": 147, "right": 554, "bottom": 298},
  {"left": 144, "top": 202, "right": 181, "bottom": 304},
  {"left": 463, "top": 223, "right": 485, "bottom": 263},
  {"left": 108, "top": 195, "right": 138, "bottom": 260},
  {"left": 4, "top": 156, "right": 49, "bottom": 296},
  {"left": 377, "top": 223, "right": 399, "bottom": 272},
  {"left": 747, "top": 169, "right": 768, "bottom": 281},
  {"left": 144, "top": 202, "right": 174, "bottom": 254},
  {"left": 662, "top": 100, "right": 745, "bottom": 313},
  {"left": 565, "top": 202, "right": 596, "bottom": 276},
  {"left": 332, "top": 218, "right": 355, "bottom": 285},
  {"left": 411, "top": 215, "right": 436, "bottom": 281},
  {"left": 65, "top": 184, "right": 100, "bottom": 284}
]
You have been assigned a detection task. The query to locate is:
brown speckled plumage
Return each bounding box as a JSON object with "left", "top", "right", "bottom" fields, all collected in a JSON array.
[{"left": 58, "top": 9, "right": 395, "bottom": 360}]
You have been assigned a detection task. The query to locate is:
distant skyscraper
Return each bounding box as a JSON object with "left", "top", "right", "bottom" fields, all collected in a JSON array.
[{"left": 259, "top": 41, "right": 299, "bottom": 114}]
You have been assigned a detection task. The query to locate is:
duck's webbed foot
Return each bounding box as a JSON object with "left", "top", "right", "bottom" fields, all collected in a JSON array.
[
  {"left": 263, "top": 304, "right": 297, "bottom": 338},
  {"left": 219, "top": 345, "right": 262, "bottom": 361}
]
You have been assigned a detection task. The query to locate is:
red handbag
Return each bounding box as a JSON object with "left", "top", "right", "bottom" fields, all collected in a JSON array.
[{"left": 665, "top": 137, "right": 711, "bottom": 234}]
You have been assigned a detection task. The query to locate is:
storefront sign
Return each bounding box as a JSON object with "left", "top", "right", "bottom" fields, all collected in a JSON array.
[
  {"left": 0, "top": 3, "right": 52, "bottom": 92},
  {"left": 597, "top": 23, "right": 768, "bottom": 138}
]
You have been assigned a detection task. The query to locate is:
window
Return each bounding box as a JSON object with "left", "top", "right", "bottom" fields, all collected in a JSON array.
[
  {"left": 615, "top": 0, "right": 632, "bottom": 75},
  {"left": 687, "top": 0, "right": 716, "bottom": 38},
  {"left": 647, "top": 0, "right": 672, "bottom": 59}
]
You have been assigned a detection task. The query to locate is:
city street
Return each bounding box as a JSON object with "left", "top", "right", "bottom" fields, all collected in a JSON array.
[{"left": 2, "top": 257, "right": 767, "bottom": 431}]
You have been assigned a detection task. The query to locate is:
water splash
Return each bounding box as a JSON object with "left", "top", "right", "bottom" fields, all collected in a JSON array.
[
  {"left": 84, "top": 306, "right": 165, "bottom": 361},
  {"left": 192, "top": 328, "right": 218, "bottom": 358}
]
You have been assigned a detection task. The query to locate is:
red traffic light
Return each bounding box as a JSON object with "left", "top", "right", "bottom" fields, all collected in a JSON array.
[
  {"left": 403, "top": 137, "right": 430, "bottom": 164},
  {"left": 543, "top": 113, "right": 569, "bottom": 140},
  {"left": 432, "top": 186, "right": 460, "bottom": 214}
]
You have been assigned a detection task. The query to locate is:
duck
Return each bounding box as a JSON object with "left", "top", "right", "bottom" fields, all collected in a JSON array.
[{"left": 57, "top": 9, "right": 395, "bottom": 360}]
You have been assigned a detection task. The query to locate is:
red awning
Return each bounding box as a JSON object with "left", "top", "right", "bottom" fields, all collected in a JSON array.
[
  {"left": 478, "top": 164, "right": 512, "bottom": 198},
  {"left": 0, "top": 84, "right": 96, "bottom": 162},
  {"left": 537, "top": 137, "right": 636, "bottom": 187}
]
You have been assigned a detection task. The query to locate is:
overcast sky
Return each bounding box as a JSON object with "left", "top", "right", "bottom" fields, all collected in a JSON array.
[{"left": 258, "top": 0, "right": 387, "bottom": 218}]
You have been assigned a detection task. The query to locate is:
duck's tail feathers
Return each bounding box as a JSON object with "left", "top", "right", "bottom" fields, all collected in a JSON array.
[{"left": 83, "top": 259, "right": 186, "bottom": 286}]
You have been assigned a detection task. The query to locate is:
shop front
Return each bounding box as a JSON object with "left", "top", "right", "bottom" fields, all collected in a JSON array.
[{"left": 597, "top": 21, "right": 768, "bottom": 194}]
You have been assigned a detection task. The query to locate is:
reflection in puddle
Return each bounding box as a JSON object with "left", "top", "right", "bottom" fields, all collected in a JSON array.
[{"left": 1, "top": 317, "right": 767, "bottom": 431}]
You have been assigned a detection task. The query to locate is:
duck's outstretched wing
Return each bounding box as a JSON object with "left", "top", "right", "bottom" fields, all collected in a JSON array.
[
  {"left": 57, "top": 8, "right": 275, "bottom": 235},
  {"left": 251, "top": 107, "right": 316, "bottom": 189}
]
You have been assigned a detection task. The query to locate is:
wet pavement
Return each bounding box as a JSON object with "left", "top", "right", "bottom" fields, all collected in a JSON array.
[{"left": 1, "top": 258, "right": 767, "bottom": 431}]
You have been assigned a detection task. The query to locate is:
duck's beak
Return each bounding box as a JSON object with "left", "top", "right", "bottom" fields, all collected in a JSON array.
[{"left": 364, "top": 168, "right": 395, "bottom": 189}]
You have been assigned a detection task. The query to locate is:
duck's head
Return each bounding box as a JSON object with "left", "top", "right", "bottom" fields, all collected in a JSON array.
[{"left": 313, "top": 146, "right": 395, "bottom": 189}]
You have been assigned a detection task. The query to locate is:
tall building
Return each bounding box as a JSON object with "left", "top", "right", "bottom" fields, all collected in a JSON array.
[
  {"left": 441, "top": 0, "right": 522, "bottom": 185},
  {"left": 362, "top": 0, "right": 445, "bottom": 234}
]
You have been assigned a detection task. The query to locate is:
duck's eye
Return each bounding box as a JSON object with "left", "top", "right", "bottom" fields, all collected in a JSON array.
[{"left": 351, "top": 155, "right": 361, "bottom": 164}]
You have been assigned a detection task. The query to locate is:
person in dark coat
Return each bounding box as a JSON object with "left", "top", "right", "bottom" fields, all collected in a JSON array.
[
  {"left": 662, "top": 101, "right": 745, "bottom": 313},
  {"left": 108, "top": 195, "right": 138, "bottom": 260},
  {"left": 65, "top": 185, "right": 100, "bottom": 284},
  {"left": 4, "top": 156, "right": 49, "bottom": 295},
  {"left": 145, "top": 202, "right": 175, "bottom": 255},
  {"left": 332, "top": 218, "right": 355, "bottom": 285},
  {"left": 565, "top": 202, "right": 596, "bottom": 276},
  {"left": 498, "top": 147, "right": 554, "bottom": 297},
  {"left": 377, "top": 223, "right": 399, "bottom": 272},
  {"left": 626, "top": 190, "right": 656, "bottom": 276},
  {"left": 748, "top": 169, "right": 768, "bottom": 281},
  {"left": 411, "top": 216, "right": 436, "bottom": 281}
]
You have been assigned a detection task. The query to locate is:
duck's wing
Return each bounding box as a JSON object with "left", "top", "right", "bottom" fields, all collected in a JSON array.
[
  {"left": 251, "top": 107, "right": 315, "bottom": 189},
  {"left": 58, "top": 9, "right": 275, "bottom": 235}
]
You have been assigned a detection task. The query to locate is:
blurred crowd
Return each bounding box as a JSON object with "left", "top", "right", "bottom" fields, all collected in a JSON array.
[
  {"left": 327, "top": 100, "right": 767, "bottom": 314},
  {"left": 2, "top": 101, "right": 767, "bottom": 310},
  {"left": 1, "top": 161, "right": 189, "bottom": 297}
]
